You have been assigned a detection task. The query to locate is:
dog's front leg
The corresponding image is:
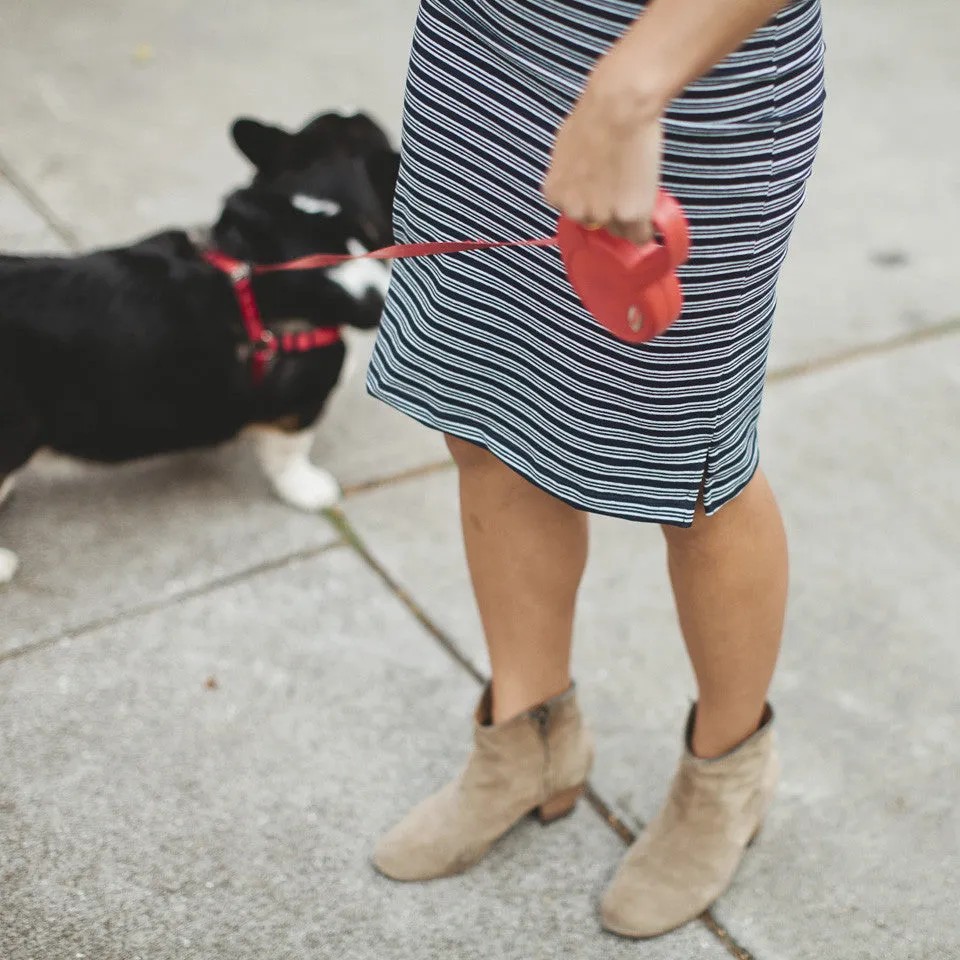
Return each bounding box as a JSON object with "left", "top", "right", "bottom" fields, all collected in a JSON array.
[
  {"left": 0, "top": 547, "right": 17, "bottom": 584},
  {"left": 0, "top": 475, "right": 19, "bottom": 584},
  {"left": 252, "top": 423, "right": 341, "bottom": 512}
]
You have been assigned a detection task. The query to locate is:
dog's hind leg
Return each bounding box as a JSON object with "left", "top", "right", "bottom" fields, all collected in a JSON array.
[
  {"left": 0, "top": 474, "right": 15, "bottom": 509},
  {"left": 0, "top": 358, "right": 42, "bottom": 584},
  {"left": 0, "top": 476, "right": 18, "bottom": 584},
  {"left": 251, "top": 420, "right": 341, "bottom": 512}
]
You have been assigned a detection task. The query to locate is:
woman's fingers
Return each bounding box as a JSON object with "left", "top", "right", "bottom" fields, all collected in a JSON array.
[
  {"left": 560, "top": 211, "right": 655, "bottom": 246},
  {"left": 605, "top": 218, "right": 655, "bottom": 245},
  {"left": 541, "top": 186, "right": 655, "bottom": 244},
  {"left": 545, "top": 204, "right": 655, "bottom": 246},
  {"left": 542, "top": 46, "right": 664, "bottom": 249},
  {"left": 542, "top": 120, "right": 661, "bottom": 245}
]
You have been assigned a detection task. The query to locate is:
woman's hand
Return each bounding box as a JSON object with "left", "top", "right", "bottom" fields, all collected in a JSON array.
[
  {"left": 542, "top": 45, "right": 666, "bottom": 245},
  {"left": 544, "top": 0, "right": 794, "bottom": 244}
]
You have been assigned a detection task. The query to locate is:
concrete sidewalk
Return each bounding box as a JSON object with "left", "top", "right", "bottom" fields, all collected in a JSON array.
[{"left": 1, "top": 1, "right": 958, "bottom": 958}]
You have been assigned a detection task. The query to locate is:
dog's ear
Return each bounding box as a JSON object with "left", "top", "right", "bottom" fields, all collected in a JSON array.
[
  {"left": 212, "top": 190, "right": 281, "bottom": 260},
  {"left": 341, "top": 112, "right": 392, "bottom": 153},
  {"left": 365, "top": 149, "right": 401, "bottom": 224},
  {"left": 231, "top": 118, "right": 290, "bottom": 173}
]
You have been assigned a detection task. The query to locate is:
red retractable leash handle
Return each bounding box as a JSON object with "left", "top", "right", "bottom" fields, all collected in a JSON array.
[
  {"left": 557, "top": 191, "right": 690, "bottom": 343},
  {"left": 254, "top": 190, "right": 691, "bottom": 345}
]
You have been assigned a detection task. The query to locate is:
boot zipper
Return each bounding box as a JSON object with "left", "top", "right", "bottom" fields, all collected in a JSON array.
[{"left": 531, "top": 705, "right": 552, "bottom": 797}]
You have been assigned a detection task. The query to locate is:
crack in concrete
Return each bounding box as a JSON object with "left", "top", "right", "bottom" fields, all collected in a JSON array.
[
  {"left": 0, "top": 152, "right": 81, "bottom": 250},
  {"left": 329, "top": 506, "right": 759, "bottom": 960},
  {"left": 583, "top": 786, "right": 759, "bottom": 959},
  {"left": 324, "top": 506, "right": 484, "bottom": 683},
  {"left": 0, "top": 538, "right": 344, "bottom": 665},
  {"left": 3, "top": 492, "right": 763, "bottom": 956},
  {"left": 341, "top": 458, "right": 453, "bottom": 498}
]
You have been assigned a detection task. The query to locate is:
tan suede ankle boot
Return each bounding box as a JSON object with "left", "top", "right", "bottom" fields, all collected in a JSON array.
[
  {"left": 373, "top": 684, "right": 594, "bottom": 881},
  {"left": 601, "top": 703, "right": 778, "bottom": 938}
]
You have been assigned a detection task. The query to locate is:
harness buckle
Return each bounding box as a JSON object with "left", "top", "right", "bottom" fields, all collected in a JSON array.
[
  {"left": 251, "top": 329, "right": 277, "bottom": 358},
  {"left": 229, "top": 262, "right": 252, "bottom": 283},
  {"left": 237, "top": 329, "right": 277, "bottom": 365}
]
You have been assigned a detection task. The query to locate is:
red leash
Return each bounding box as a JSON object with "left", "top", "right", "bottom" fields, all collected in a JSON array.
[
  {"left": 204, "top": 191, "right": 691, "bottom": 386},
  {"left": 254, "top": 234, "right": 559, "bottom": 274},
  {"left": 203, "top": 236, "right": 559, "bottom": 385}
]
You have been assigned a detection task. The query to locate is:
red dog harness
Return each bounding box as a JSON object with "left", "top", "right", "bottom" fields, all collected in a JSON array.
[
  {"left": 204, "top": 190, "right": 690, "bottom": 386},
  {"left": 201, "top": 250, "right": 343, "bottom": 386}
]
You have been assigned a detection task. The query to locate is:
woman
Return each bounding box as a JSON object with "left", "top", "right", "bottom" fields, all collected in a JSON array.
[{"left": 367, "top": 0, "right": 824, "bottom": 938}]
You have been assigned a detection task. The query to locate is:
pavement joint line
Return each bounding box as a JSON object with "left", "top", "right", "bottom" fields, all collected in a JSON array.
[
  {"left": 583, "top": 786, "right": 759, "bottom": 959},
  {"left": 327, "top": 504, "right": 759, "bottom": 960},
  {"left": 767, "top": 315, "right": 960, "bottom": 383},
  {"left": 3, "top": 498, "right": 763, "bottom": 960},
  {"left": 324, "top": 505, "right": 484, "bottom": 682},
  {"left": 0, "top": 151, "right": 81, "bottom": 250},
  {"left": 0, "top": 537, "right": 346, "bottom": 666},
  {"left": 341, "top": 458, "right": 454, "bottom": 498}
]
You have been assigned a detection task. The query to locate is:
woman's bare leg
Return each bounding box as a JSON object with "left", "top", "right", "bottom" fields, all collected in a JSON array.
[
  {"left": 447, "top": 435, "right": 588, "bottom": 723},
  {"left": 661, "top": 468, "right": 788, "bottom": 758}
]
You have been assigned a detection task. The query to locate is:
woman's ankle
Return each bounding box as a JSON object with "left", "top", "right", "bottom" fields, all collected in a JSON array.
[
  {"left": 689, "top": 699, "right": 769, "bottom": 759},
  {"left": 490, "top": 675, "right": 573, "bottom": 724}
]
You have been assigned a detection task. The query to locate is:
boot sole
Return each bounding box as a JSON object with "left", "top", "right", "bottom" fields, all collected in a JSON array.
[
  {"left": 601, "top": 819, "right": 767, "bottom": 938},
  {"left": 536, "top": 784, "right": 585, "bottom": 823}
]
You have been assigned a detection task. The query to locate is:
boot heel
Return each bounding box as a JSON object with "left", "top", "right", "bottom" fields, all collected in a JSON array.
[{"left": 536, "top": 784, "right": 584, "bottom": 823}]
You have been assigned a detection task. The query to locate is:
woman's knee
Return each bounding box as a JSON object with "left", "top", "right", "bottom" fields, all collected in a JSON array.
[
  {"left": 445, "top": 436, "right": 545, "bottom": 499},
  {"left": 660, "top": 498, "right": 710, "bottom": 551},
  {"left": 445, "top": 434, "right": 501, "bottom": 471},
  {"left": 660, "top": 471, "right": 776, "bottom": 551}
]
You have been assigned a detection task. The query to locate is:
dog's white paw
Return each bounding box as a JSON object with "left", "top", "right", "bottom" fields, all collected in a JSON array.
[
  {"left": 272, "top": 463, "right": 341, "bottom": 512},
  {"left": 253, "top": 426, "right": 341, "bottom": 512},
  {"left": 0, "top": 547, "right": 19, "bottom": 585}
]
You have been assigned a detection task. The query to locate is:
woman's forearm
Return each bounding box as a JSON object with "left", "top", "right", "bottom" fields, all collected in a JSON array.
[{"left": 595, "top": 0, "right": 794, "bottom": 119}]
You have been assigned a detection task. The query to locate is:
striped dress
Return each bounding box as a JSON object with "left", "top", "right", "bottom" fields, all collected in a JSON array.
[{"left": 367, "top": 0, "right": 825, "bottom": 525}]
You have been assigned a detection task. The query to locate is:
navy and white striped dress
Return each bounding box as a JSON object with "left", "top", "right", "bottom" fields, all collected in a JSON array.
[{"left": 368, "top": 0, "right": 825, "bottom": 525}]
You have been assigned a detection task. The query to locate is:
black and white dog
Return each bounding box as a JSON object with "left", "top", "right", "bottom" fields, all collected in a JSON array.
[{"left": 0, "top": 111, "right": 400, "bottom": 583}]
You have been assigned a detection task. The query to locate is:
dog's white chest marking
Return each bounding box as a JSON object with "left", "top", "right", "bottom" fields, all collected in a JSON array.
[
  {"left": 291, "top": 194, "right": 341, "bottom": 217},
  {"left": 328, "top": 239, "right": 391, "bottom": 301},
  {"left": 252, "top": 427, "right": 341, "bottom": 512}
]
